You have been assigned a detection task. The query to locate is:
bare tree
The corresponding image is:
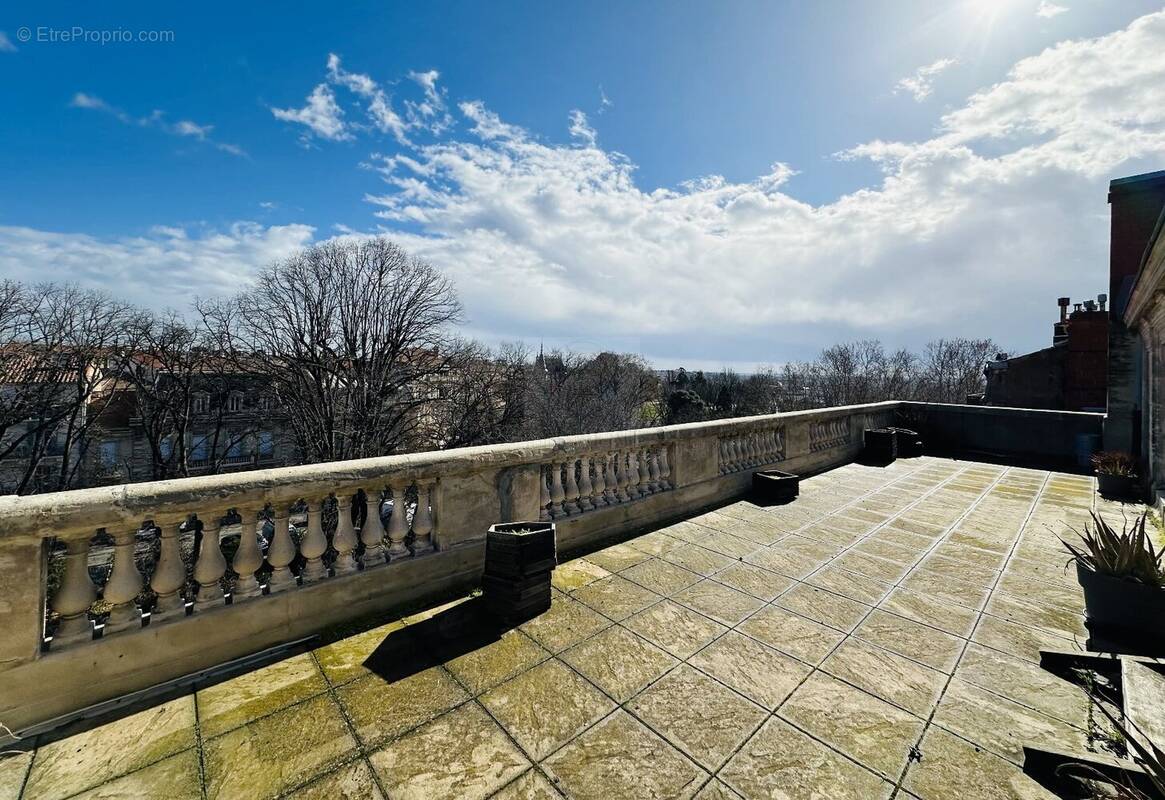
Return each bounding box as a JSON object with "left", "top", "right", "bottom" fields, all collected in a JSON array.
[
  {"left": 424, "top": 340, "right": 528, "bottom": 448},
  {"left": 917, "top": 338, "right": 995, "bottom": 402},
  {"left": 522, "top": 350, "right": 659, "bottom": 437},
  {"left": 227, "top": 237, "right": 463, "bottom": 463}
]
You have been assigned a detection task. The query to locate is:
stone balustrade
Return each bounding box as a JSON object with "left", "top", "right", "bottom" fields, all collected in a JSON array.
[{"left": 0, "top": 401, "right": 911, "bottom": 731}]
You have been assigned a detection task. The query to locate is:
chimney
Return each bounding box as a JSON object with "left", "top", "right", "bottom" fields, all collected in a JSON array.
[
  {"left": 1109, "top": 170, "right": 1165, "bottom": 317},
  {"left": 1098, "top": 293, "right": 1108, "bottom": 312},
  {"left": 1057, "top": 297, "right": 1070, "bottom": 322}
]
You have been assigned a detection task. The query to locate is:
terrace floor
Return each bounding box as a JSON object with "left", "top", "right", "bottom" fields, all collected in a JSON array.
[{"left": 0, "top": 456, "right": 1128, "bottom": 799}]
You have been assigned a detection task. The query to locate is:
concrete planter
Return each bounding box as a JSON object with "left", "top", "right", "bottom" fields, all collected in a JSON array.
[
  {"left": 482, "top": 522, "right": 555, "bottom": 622},
  {"left": 752, "top": 470, "right": 799, "bottom": 505},
  {"left": 1077, "top": 564, "right": 1165, "bottom": 656},
  {"left": 1096, "top": 472, "right": 1139, "bottom": 501},
  {"left": 891, "top": 428, "right": 924, "bottom": 458}
]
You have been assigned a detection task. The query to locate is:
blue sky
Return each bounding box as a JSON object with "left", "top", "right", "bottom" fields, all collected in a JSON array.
[{"left": 3, "top": 1, "right": 1165, "bottom": 369}]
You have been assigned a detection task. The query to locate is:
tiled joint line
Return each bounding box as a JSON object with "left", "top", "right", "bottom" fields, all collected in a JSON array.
[{"left": 885, "top": 468, "right": 1054, "bottom": 799}]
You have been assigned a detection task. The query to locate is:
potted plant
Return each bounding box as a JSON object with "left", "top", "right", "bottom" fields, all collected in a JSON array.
[
  {"left": 889, "top": 427, "right": 924, "bottom": 458},
  {"left": 482, "top": 521, "right": 556, "bottom": 622},
  {"left": 752, "top": 470, "right": 799, "bottom": 505},
  {"left": 1062, "top": 511, "right": 1165, "bottom": 655},
  {"left": 1093, "top": 451, "right": 1140, "bottom": 500},
  {"left": 863, "top": 428, "right": 897, "bottom": 466}
]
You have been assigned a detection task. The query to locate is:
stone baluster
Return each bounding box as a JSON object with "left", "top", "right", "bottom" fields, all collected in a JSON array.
[
  {"left": 647, "top": 448, "right": 661, "bottom": 493},
  {"left": 591, "top": 453, "right": 608, "bottom": 508},
  {"left": 539, "top": 467, "right": 551, "bottom": 521},
  {"left": 638, "top": 448, "right": 653, "bottom": 494},
  {"left": 361, "top": 489, "right": 387, "bottom": 567},
  {"left": 54, "top": 537, "right": 96, "bottom": 646},
  {"left": 102, "top": 528, "right": 145, "bottom": 635},
  {"left": 413, "top": 481, "right": 435, "bottom": 553},
  {"left": 758, "top": 431, "right": 771, "bottom": 462},
  {"left": 625, "top": 450, "right": 642, "bottom": 499},
  {"left": 728, "top": 439, "right": 741, "bottom": 471},
  {"left": 745, "top": 434, "right": 758, "bottom": 466},
  {"left": 194, "top": 516, "right": 228, "bottom": 609},
  {"left": 658, "top": 444, "right": 672, "bottom": 488},
  {"left": 549, "top": 463, "right": 566, "bottom": 519},
  {"left": 231, "top": 510, "right": 264, "bottom": 599},
  {"left": 299, "top": 500, "right": 328, "bottom": 582},
  {"left": 718, "top": 439, "right": 729, "bottom": 473},
  {"left": 614, "top": 450, "right": 630, "bottom": 502},
  {"left": 386, "top": 482, "right": 410, "bottom": 557},
  {"left": 332, "top": 494, "right": 359, "bottom": 575},
  {"left": 563, "top": 459, "right": 581, "bottom": 515},
  {"left": 266, "top": 512, "right": 297, "bottom": 592},
  {"left": 577, "top": 456, "right": 595, "bottom": 512},
  {"left": 150, "top": 521, "right": 187, "bottom": 622},
  {"left": 601, "top": 453, "right": 617, "bottom": 504}
]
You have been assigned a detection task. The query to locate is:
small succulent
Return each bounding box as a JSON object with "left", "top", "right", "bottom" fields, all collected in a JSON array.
[
  {"left": 1092, "top": 451, "right": 1138, "bottom": 477},
  {"left": 1061, "top": 511, "right": 1165, "bottom": 588}
]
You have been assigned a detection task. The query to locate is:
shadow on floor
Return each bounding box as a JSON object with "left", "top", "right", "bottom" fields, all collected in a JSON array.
[{"left": 362, "top": 595, "right": 512, "bottom": 684}]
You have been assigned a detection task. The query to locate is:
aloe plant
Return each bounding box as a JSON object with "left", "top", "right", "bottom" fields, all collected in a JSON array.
[
  {"left": 1089, "top": 699, "right": 1165, "bottom": 799},
  {"left": 1061, "top": 511, "right": 1165, "bottom": 588}
]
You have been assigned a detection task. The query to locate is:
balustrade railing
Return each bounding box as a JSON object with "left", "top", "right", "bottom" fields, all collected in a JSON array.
[
  {"left": 809, "top": 418, "right": 852, "bottom": 453},
  {"left": 718, "top": 427, "right": 785, "bottom": 474},
  {"left": 539, "top": 443, "right": 672, "bottom": 521}
]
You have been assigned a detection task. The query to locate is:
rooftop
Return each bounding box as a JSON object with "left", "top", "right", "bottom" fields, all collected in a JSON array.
[{"left": 0, "top": 455, "right": 1118, "bottom": 800}]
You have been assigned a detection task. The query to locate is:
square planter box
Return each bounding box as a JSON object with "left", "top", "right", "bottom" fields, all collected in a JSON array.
[
  {"left": 752, "top": 470, "right": 800, "bottom": 505},
  {"left": 483, "top": 521, "right": 556, "bottom": 623},
  {"left": 864, "top": 428, "right": 898, "bottom": 466},
  {"left": 890, "top": 427, "right": 923, "bottom": 458}
]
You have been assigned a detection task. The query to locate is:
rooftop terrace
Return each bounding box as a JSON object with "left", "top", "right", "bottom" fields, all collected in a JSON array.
[{"left": 0, "top": 454, "right": 1124, "bottom": 799}]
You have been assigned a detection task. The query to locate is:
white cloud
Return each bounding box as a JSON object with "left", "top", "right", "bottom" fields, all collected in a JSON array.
[
  {"left": 21, "top": 10, "right": 1165, "bottom": 366},
  {"left": 598, "top": 85, "right": 612, "bottom": 114},
  {"left": 0, "top": 31, "right": 17, "bottom": 53},
  {"left": 894, "top": 57, "right": 958, "bottom": 101},
  {"left": 0, "top": 223, "right": 315, "bottom": 309},
  {"left": 72, "top": 93, "right": 246, "bottom": 156},
  {"left": 568, "top": 110, "right": 597, "bottom": 147},
  {"left": 1036, "top": 1, "right": 1068, "bottom": 18},
  {"left": 272, "top": 83, "right": 351, "bottom": 142}
]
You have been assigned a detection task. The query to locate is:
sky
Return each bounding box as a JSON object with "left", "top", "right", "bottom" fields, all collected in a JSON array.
[{"left": 2, "top": 0, "right": 1165, "bottom": 371}]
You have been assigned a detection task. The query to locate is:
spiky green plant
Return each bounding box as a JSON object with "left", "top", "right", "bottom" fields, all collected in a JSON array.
[
  {"left": 1089, "top": 699, "right": 1165, "bottom": 799},
  {"left": 1061, "top": 511, "right": 1165, "bottom": 588},
  {"left": 1093, "top": 451, "right": 1139, "bottom": 477}
]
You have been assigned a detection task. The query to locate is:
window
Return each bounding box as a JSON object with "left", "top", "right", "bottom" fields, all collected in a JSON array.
[
  {"left": 192, "top": 393, "right": 209, "bottom": 414},
  {"left": 258, "top": 430, "right": 274, "bottom": 458},
  {"left": 227, "top": 392, "right": 243, "bottom": 413},
  {"left": 99, "top": 441, "right": 118, "bottom": 468},
  {"left": 190, "top": 436, "right": 209, "bottom": 464},
  {"left": 258, "top": 394, "right": 272, "bottom": 412},
  {"left": 159, "top": 436, "right": 174, "bottom": 460},
  {"left": 226, "top": 438, "right": 244, "bottom": 461}
]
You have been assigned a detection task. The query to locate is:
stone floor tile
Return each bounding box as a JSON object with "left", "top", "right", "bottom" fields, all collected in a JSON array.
[
  {"left": 969, "top": 613, "right": 1079, "bottom": 664},
  {"left": 620, "top": 557, "right": 702, "bottom": 596},
  {"left": 695, "top": 529, "right": 762, "bottom": 560},
  {"left": 712, "top": 562, "right": 793, "bottom": 601},
  {"left": 519, "top": 593, "right": 611, "bottom": 654},
  {"left": 662, "top": 543, "right": 736, "bottom": 577},
  {"left": 743, "top": 546, "right": 824, "bottom": 580},
  {"left": 24, "top": 696, "right": 195, "bottom": 800},
  {"left": 443, "top": 630, "right": 549, "bottom": 695},
  {"left": 831, "top": 551, "right": 910, "bottom": 583},
  {"left": 0, "top": 751, "right": 32, "bottom": 800},
  {"left": 572, "top": 575, "right": 661, "bottom": 621},
  {"left": 738, "top": 604, "right": 846, "bottom": 665},
  {"left": 932, "top": 678, "right": 1089, "bottom": 765},
  {"left": 284, "top": 760, "right": 386, "bottom": 799},
  {"left": 623, "top": 599, "right": 728, "bottom": 659},
  {"left": 983, "top": 593, "right": 1087, "bottom": 640},
  {"left": 720, "top": 716, "right": 891, "bottom": 800},
  {"left": 805, "top": 565, "right": 892, "bottom": 606},
  {"left": 878, "top": 587, "right": 979, "bottom": 638},
  {"left": 821, "top": 637, "right": 946, "bottom": 718},
  {"left": 369, "top": 703, "right": 529, "bottom": 800},
  {"left": 489, "top": 769, "right": 561, "bottom": 799},
  {"left": 583, "top": 543, "right": 651, "bottom": 573},
  {"left": 560, "top": 625, "right": 678, "bottom": 702},
  {"left": 313, "top": 619, "right": 413, "bottom": 686},
  {"left": 197, "top": 652, "right": 328, "bottom": 738},
  {"left": 853, "top": 610, "right": 965, "bottom": 673},
  {"left": 955, "top": 644, "right": 1090, "bottom": 727},
  {"left": 203, "top": 693, "right": 357, "bottom": 800},
  {"left": 480, "top": 659, "right": 615, "bottom": 760},
  {"left": 674, "top": 579, "right": 765, "bottom": 626},
  {"left": 780, "top": 672, "right": 925, "bottom": 779},
  {"left": 775, "top": 583, "right": 872, "bottom": 633},
  {"left": 693, "top": 779, "right": 744, "bottom": 800},
  {"left": 543, "top": 710, "right": 707, "bottom": 800},
  {"left": 903, "top": 726, "right": 1057, "bottom": 800},
  {"left": 900, "top": 570, "right": 991, "bottom": 611},
  {"left": 853, "top": 537, "right": 923, "bottom": 565},
  {"left": 916, "top": 553, "right": 1000, "bottom": 588},
  {"left": 627, "top": 530, "right": 686, "bottom": 557},
  {"left": 336, "top": 667, "right": 469, "bottom": 748},
  {"left": 552, "top": 558, "right": 612, "bottom": 592},
  {"left": 689, "top": 630, "right": 811, "bottom": 709},
  {"left": 629, "top": 664, "right": 766, "bottom": 771},
  {"left": 68, "top": 749, "right": 200, "bottom": 800}
]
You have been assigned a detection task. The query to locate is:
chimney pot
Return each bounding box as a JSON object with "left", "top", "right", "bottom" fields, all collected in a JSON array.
[{"left": 1058, "top": 297, "right": 1070, "bottom": 322}]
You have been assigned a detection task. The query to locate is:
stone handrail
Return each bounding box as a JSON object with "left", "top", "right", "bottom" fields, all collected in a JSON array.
[{"left": 0, "top": 401, "right": 898, "bottom": 731}]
